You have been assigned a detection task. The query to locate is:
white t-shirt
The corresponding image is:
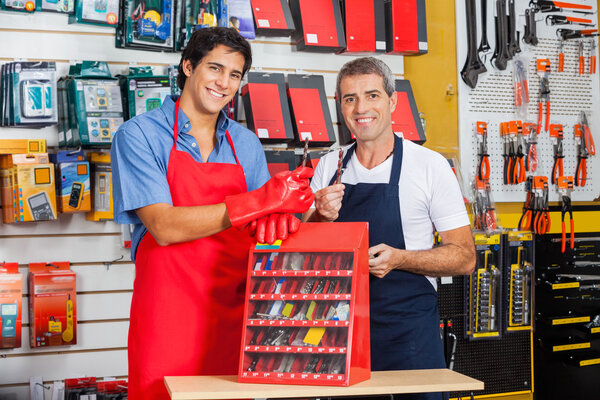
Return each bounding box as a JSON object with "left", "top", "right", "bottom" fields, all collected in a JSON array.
[{"left": 310, "top": 138, "right": 470, "bottom": 289}]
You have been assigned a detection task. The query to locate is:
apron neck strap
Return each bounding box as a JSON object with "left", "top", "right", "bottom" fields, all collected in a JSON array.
[
  {"left": 173, "top": 98, "right": 241, "bottom": 166},
  {"left": 388, "top": 134, "right": 403, "bottom": 185}
]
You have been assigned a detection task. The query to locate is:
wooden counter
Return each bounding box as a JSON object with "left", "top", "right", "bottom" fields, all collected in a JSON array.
[{"left": 165, "top": 369, "right": 484, "bottom": 399}]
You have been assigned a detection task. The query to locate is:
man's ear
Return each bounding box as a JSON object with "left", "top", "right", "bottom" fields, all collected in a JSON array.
[
  {"left": 182, "top": 59, "right": 193, "bottom": 78},
  {"left": 389, "top": 91, "right": 398, "bottom": 113}
]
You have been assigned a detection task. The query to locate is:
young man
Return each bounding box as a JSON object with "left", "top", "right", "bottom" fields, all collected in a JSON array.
[
  {"left": 304, "top": 57, "right": 475, "bottom": 400},
  {"left": 111, "top": 27, "right": 313, "bottom": 399}
]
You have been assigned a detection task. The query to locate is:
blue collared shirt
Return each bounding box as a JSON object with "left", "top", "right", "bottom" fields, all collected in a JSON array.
[{"left": 111, "top": 95, "right": 270, "bottom": 261}]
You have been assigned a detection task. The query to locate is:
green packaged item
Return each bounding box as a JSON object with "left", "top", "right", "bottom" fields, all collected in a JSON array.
[
  {"left": 69, "top": 0, "right": 119, "bottom": 25},
  {"left": 116, "top": 0, "right": 175, "bottom": 51}
]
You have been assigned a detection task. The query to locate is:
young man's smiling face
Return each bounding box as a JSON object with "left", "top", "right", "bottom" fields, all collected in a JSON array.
[
  {"left": 339, "top": 73, "right": 397, "bottom": 145},
  {"left": 182, "top": 44, "right": 245, "bottom": 117}
]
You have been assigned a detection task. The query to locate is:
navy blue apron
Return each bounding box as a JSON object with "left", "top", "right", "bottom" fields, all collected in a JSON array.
[{"left": 328, "top": 135, "right": 446, "bottom": 400}]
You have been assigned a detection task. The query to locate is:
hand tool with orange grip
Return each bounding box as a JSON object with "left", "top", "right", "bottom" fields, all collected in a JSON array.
[
  {"left": 558, "top": 175, "right": 574, "bottom": 253},
  {"left": 509, "top": 120, "right": 526, "bottom": 184},
  {"left": 549, "top": 124, "right": 564, "bottom": 184},
  {"left": 501, "top": 122, "right": 512, "bottom": 184},
  {"left": 514, "top": 58, "right": 529, "bottom": 109},
  {"left": 578, "top": 41, "right": 585, "bottom": 75},
  {"left": 557, "top": 28, "right": 599, "bottom": 40},
  {"left": 524, "top": 122, "right": 538, "bottom": 172},
  {"left": 575, "top": 111, "right": 595, "bottom": 187},
  {"left": 519, "top": 177, "right": 535, "bottom": 231},
  {"left": 473, "top": 179, "right": 498, "bottom": 232},
  {"left": 531, "top": 0, "right": 594, "bottom": 14},
  {"left": 476, "top": 121, "right": 490, "bottom": 183},
  {"left": 546, "top": 15, "right": 594, "bottom": 27},
  {"left": 589, "top": 40, "right": 597, "bottom": 74},
  {"left": 536, "top": 59, "right": 551, "bottom": 133},
  {"left": 533, "top": 176, "right": 551, "bottom": 235},
  {"left": 558, "top": 40, "right": 565, "bottom": 72}
]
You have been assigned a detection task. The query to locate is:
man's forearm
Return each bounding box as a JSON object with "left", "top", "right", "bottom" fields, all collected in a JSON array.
[
  {"left": 136, "top": 203, "right": 232, "bottom": 246},
  {"left": 391, "top": 243, "right": 475, "bottom": 277}
]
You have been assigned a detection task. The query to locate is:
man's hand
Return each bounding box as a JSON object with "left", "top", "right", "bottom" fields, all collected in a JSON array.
[
  {"left": 368, "top": 243, "right": 401, "bottom": 278},
  {"left": 313, "top": 184, "right": 345, "bottom": 221}
]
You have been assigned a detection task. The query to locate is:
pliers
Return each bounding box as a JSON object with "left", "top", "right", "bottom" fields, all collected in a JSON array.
[
  {"left": 561, "top": 194, "right": 574, "bottom": 253},
  {"left": 476, "top": 122, "right": 490, "bottom": 183},
  {"left": 550, "top": 124, "right": 564, "bottom": 184},
  {"left": 538, "top": 77, "right": 551, "bottom": 133},
  {"left": 575, "top": 111, "right": 596, "bottom": 187},
  {"left": 531, "top": 0, "right": 594, "bottom": 14}
]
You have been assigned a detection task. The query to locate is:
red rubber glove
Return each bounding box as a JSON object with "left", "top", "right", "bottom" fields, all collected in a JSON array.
[
  {"left": 225, "top": 167, "right": 314, "bottom": 228},
  {"left": 249, "top": 214, "right": 301, "bottom": 244}
]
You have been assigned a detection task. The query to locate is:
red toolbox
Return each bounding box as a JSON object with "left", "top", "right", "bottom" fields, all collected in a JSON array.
[{"left": 238, "top": 222, "right": 370, "bottom": 386}]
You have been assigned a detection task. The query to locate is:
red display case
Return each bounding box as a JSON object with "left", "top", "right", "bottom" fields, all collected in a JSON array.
[{"left": 238, "top": 222, "right": 370, "bottom": 386}]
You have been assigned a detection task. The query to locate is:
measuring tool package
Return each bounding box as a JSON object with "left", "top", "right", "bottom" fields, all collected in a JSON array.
[
  {"left": 0, "top": 0, "right": 39, "bottom": 12},
  {"left": 0, "top": 61, "right": 57, "bottom": 127},
  {"left": 49, "top": 150, "right": 92, "bottom": 214},
  {"left": 118, "top": 66, "right": 171, "bottom": 120},
  {"left": 28, "top": 262, "right": 77, "bottom": 348},
  {"left": 69, "top": 0, "right": 119, "bottom": 25},
  {"left": 86, "top": 152, "right": 113, "bottom": 221},
  {"left": 175, "top": 0, "right": 228, "bottom": 50},
  {"left": 467, "top": 232, "right": 504, "bottom": 340},
  {"left": 41, "top": 0, "right": 74, "bottom": 13},
  {"left": 117, "top": 0, "right": 177, "bottom": 51},
  {"left": 241, "top": 71, "right": 295, "bottom": 143},
  {"left": 0, "top": 153, "right": 57, "bottom": 223},
  {"left": 60, "top": 61, "right": 124, "bottom": 148},
  {"left": 0, "top": 263, "right": 23, "bottom": 349}
]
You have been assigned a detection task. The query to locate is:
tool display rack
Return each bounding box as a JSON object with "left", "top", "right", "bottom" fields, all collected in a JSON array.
[
  {"left": 534, "top": 232, "right": 600, "bottom": 399},
  {"left": 438, "top": 231, "right": 533, "bottom": 398},
  {"left": 238, "top": 222, "right": 370, "bottom": 387}
]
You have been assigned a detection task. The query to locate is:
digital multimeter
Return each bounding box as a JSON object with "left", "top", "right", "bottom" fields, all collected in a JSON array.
[
  {"left": 68, "top": 182, "right": 84, "bottom": 209},
  {"left": 1, "top": 303, "right": 18, "bottom": 338},
  {"left": 27, "top": 192, "right": 55, "bottom": 221}
]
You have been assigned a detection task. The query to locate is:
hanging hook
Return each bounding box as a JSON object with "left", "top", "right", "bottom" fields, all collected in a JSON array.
[
  {"left": 46, "top": 263, "right": 61, "bottom": 269},
  {"left": 67, "top": 146, "right": 82, "bottom": 156},
  {"left": 36, "top": 382, "right": 51, "bottom": 390},
  {"left": 104, "top": 255, "right": 124, "bottom": 271}
]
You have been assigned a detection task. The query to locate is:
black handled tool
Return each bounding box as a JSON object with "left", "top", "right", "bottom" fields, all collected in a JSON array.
[
  {"left": 491, "top": 0, "right": 511, "bottom": 70},
  {"left": 477, "top": 0, "right": 491, "bottom": 55},
  {"left": 461, "top": 0, "right": 487, "bottom": 88}
]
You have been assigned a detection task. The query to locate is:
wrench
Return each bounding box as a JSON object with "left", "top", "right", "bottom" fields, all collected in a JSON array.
[
  {"left": 461, "top": 0, "right": 487, "bottom": 88},
  {"left": 492, "top": 0, "right": 511, "bottom": 70},
  {"left": 477, "top": 0, "right": 491, "bottom": 55}
]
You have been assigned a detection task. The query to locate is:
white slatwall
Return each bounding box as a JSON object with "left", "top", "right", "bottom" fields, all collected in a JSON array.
[{"left": 0, "top": 9, "right": 404, "bottom": 398}]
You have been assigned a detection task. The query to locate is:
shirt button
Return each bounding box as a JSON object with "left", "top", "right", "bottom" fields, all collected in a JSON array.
[
  {"left": 184, "top": 122, "right": 190, "bottom": 129},
  {"left": 192, "top": 142, "right": 196, "bottom": 147}
]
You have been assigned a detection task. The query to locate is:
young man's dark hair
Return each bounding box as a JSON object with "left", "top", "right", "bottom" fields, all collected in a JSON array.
[{"left": 177, "top": 27, "right": 253, "bottom": 90}]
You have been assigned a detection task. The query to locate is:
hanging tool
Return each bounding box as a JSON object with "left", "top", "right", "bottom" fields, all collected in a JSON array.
[
  {"left": 578, "top": 41, "right": 585, "bottom": 74},
  {"left": 558, "top": 175, "right": 574, "bottom": 253},
  {"left": 549, "top": 124, "right": 564, "bottom": 184},
  {"left": 135, "top": 0, "right": 173, "bottom": 41},
  {"left": 546, "top": 15, "right": 594, "bottom": 27},
  {"left": 524, "top": 122, "right": 538, "bottom": 172},
  {"left": 533, "top": 176, "right": 551, "bottom": 235},
  {"left": 575, "top": 111, "right": 595, "bottom": 187},
  {"left": 537, "top": 59, "right": 551, "bottom": 133},
  {"left": 492, "top": 0, "right": 511, "bottom": 70},
  {"left": 514, "top": 58, "right": 530, "bottom": 109},
  {"left": 509, "top": 120, "right": 526, "bottom": 184},
  {"left": 477, "top": 0, "right": 491, "bottom": 57},
  {"left": 507, "top": 0, "right": 521, "bottom": 57},
  {"left": 523, "top": 7, "right": 539, "bottom": 45},
  {"left": 519, "top": 176, "right": 535, "bottom": 231},
  {"left": 473, "top": 180, "right": 497, "bottom": 232},
  {"left": 589, "top": 40, "right": 596, "bottom": 74},
  {"left": 558, "top": 39, "right": 565, "bottom": 72},
  {"left": 530, "top": 0, "right": 594, "bottom": 14},
  {"left": 557, "top": 28, "right": 599, "bottom": 40},
  {"left": 501, "top": 122, "right": 512, "bottom": 184},
  {"left": 461, "top": 0, "right": 487, "bottom": 88},
  {"left": 476, "top": 121, "right": 490, "bottom": 183}
]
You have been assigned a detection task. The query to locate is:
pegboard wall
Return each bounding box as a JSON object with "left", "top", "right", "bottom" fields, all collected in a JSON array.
[{"left": 456, "top": 0, "right": 600, "bottom": 203}]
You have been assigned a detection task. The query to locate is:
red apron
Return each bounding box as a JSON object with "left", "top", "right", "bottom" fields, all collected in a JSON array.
[{"left": 128, "top": 99, "right": 253, "bottom": 399}]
